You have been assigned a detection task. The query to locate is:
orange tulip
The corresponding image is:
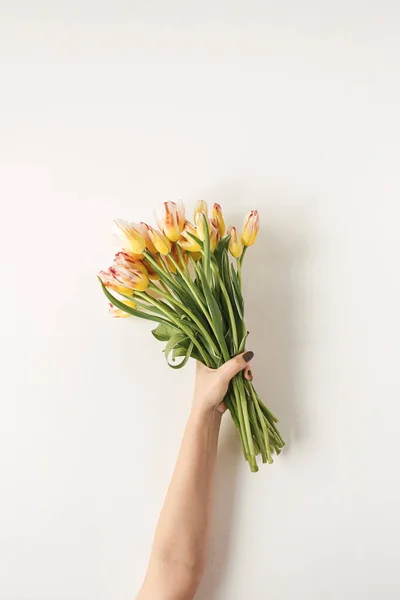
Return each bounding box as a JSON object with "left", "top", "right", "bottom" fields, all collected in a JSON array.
[{"left": 241, "top": 210, "right": 260, "bottom": 247}]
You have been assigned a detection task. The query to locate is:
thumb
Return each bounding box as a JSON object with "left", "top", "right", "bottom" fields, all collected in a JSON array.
[{"left": 218, "top": 351, "right": 254, "bottom": 383}]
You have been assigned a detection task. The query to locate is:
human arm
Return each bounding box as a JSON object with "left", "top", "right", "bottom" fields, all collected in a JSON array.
[{"left": 136, "top": 351, "right": 254, "bottom": 600}]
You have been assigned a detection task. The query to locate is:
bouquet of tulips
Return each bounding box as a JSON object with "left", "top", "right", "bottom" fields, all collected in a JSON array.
[{"left": 98, "top": 201, "right": 284, "bottom": 471}]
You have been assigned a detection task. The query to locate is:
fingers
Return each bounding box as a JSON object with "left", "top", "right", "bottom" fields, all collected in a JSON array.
[
  {"left": 244, "top": 364, "right": 253, "bottom": 381},
  {"left": 218, "top": 351, "right": 254, "bottom": 382}
]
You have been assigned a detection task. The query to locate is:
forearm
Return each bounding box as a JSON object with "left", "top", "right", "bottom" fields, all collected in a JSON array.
[{"left": 140, "top": 407, "right": 222, "bottom": 598}]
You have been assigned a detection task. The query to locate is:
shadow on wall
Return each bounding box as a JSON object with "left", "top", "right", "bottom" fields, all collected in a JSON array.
[{"left": 196, "top": 206, "right": 312, "bottom": 599}]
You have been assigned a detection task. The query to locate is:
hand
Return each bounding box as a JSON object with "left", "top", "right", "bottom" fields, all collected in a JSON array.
[{"left": 193, "top": 351, "right": 254, "bottom": 415}]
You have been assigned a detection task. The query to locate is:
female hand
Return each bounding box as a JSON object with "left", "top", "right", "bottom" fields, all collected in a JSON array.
[{"left": 193, "top": 351, "right": 254, "bottom": 415}]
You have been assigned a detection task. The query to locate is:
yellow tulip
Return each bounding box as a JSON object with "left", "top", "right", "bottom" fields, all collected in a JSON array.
[
  {"left": 155, "top": 201, "right": 185, "bottom": 242},
  {"left": 177, "top": 220, "right": 201, "bottom": 252},
  {"left": 109, "top": 300, "right": 136, "bottom": 318},
  {"left": 148, "top": 227, "right": 172, "bottom": 255},
  {"left": 228, "top": 226, "right": 243, "bottom": 258},
  {"left": 109, "top": 264, "right": 149, "bottom": 292},
  {"left": 137, "top": 222, "right": 158, "bottom": 254},
  {"left": 98, "top": 269, "right": 134, "bottom": 296},
  {"left": 114, "top": 251, "right": 143, "bottom": 269},
  {"left": 211, "top": 203, "right": 226, "bottom": 236},
  {"left": 113, "top": 219, "right": 147, "bottom": 255},
  {"left": 209, "top": 218, "right": 220, "bottom": 252},
  {"left": 195, "top": 211, "right": 209, "bottom": 241},
  {"left": 241, "top": 210, "right": 260, "bottom": 247},
  {"left": 194, "top": 200, "right": 208, "bottom": 220}
]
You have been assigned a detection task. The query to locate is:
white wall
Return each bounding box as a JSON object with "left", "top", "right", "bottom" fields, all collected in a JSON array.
[{"left": 1, "top": 2, "right": 400, "bottom": 599}]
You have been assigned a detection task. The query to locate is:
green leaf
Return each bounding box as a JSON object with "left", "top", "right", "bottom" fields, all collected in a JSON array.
[
  {"left": 98, "top": 278, "right": 167, "bottom": 323},
  {"left": 168, "top": 339, "right": 194, "bottom": 369},
  {"left": 213, "top": 235, "right": 230, "bottom": 270},
  {"left": 164, "top": 332, "right": 188, "bottom": 362},
  {"left": 186, "top": 231, "right": 204, "bottom": 248},
  {"left": 151, "top": 322, "right": 179, "bottom": 341}
]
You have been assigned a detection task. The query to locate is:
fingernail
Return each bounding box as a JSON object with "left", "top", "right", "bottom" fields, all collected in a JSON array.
[
  {"left": 243, "top": 351, "right": 254, "bottom": 362},
  {"left": 248, "top": 370, "right": 253, "bottom": 380}
]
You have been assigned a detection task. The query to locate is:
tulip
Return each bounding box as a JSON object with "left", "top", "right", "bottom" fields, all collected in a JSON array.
[
  {"left": 109, "top": 300, "right": 136, "bottom": 318},
  {"left": 137, "top": 222, "right": 158, "bottom": 254},
  {"left": 209, "top": 218, "right": 220, "bottom": 252},
  {"left": 241, "top": 210, "right": 260, "bottom": 247},
  {"left": 195, "top": 211, "right": 210, "bottom": 241},
  {"left": 98, "top": 269, "right": 134, "bottom": 296},
  {"left": 155, "top": 201, "right": 185, "bottom": 242},
  {"left": 194, "top": 200, "right": 208, "bottom": 220},
  {"left": 227, "top": 226, "right": 243, "bottom": 258},
  {"left": 148, "top": 227, "right": 172, "bottom": 255},
  {"left": 113, "top": 219, "right": 147, "bottom": 255},
  {"left": 114, "top": 251, "right": 142, "bottom": 268},
  {"left": 109, "top": 264, "right": 149, "bottom": 292},
  {"left": 177, "top": 220, "right": 202, "bottom": 252},
  {"left": 211, "top": 203, "right": 226, "bottom": 236}
]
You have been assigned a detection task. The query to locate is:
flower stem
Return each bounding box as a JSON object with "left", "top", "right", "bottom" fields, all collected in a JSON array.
[
  {"left": 148, "top": 282, "right": 221, "bottom": 364},
  {"left": 211, "top": 263, "right": 238, "bottom": 352},
  {"left": 136, "top": 291, "right": 212, "bottom": 367}
]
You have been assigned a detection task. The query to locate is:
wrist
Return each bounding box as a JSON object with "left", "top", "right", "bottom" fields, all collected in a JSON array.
[{"left": 190, "top": 403, "right": 223, "bottom": 424}]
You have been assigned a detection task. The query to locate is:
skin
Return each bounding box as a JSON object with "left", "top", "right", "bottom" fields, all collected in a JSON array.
[{"left": 136, "top": 351, "right": 253, "bottom": 600}]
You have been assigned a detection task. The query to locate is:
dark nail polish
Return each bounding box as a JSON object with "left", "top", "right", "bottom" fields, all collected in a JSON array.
[
  {"left": 243, "top": 351, "right": 254, "bottom": 362},
  {"left": 248, "top": 370, "right": 253, "bottom": 380}
]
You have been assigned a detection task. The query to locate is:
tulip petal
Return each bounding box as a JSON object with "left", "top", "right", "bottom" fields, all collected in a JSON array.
[{"left": 98, "top": 278, "right": 166, "bottom": 323}]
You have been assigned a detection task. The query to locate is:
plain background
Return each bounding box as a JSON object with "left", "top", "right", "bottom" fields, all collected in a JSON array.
[{"left": 1, "top": 2, "right": 400, "bottom": 599}]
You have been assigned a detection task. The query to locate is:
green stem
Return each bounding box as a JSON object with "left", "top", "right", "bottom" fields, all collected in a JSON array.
[
  {"left": 148, "top": 282, "right": 220, "bottom": 364},
  {"left": 175, "top": 245, "right": 190, "bottom": 277},
  {"left": 237, "top": 246, "right": 247, "bottom": 289},
  {"left": 248, "top": 382, "right": 273, "bottom": 464},
  {"left": 211, "top": 263, "right": 238, "bottom": 352},
  {"left": 136, "top": 291, "right": 212, "bottom": 367},
  {"left": 168, "top": 253, "right": 217, "bottom": 336},
  {"left": 228, "top": 382, "right": 249, "bottom": 461},
  {"left": 233, "top": 375, "right": 258, "bottom": 471}
]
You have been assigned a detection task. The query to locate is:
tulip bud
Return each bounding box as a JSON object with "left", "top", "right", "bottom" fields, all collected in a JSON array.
[
  {"left": 110, "top": 264, "right": 149, "bottom": 292},
  {"left": 98, "top": 269, "right": 134, "bottom": 296},
  {"left": 194, "top": 200, "right": 208, "bottom": 220},
  {"left": 177, "top": 220, "right": 201, "bottom": 252},
  {"left": 137, "top": 222, "right": 157, "bottom": 254},
  {"left": 209, "top": 218, "right": 220, "bottom": 252},
  {"left": 155, "top": 201, "right": 185, "bottom": 242},
  {"left": 211, "top": 203, "right": 226, "bottom": 236},
  {"left": 113, "top": 219, "right": 146, "bottom": 255},
  {"left": 195, "top": 211, "right": 210, "bottom": 241},
  {"left": 114, "top": 251, "right": 142, "bottom": 268},
  {"left": 109, "top": 300, "right": 136, "bottom": 318},
  {"left": 241, "top": 210, "right": 260, "bottom": 247},
  {"left": 228, "top": 226, "right": 243, "bottom": 258},
  {"left": 148, "top": 227, "right": 172, "bottom": 255}
]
